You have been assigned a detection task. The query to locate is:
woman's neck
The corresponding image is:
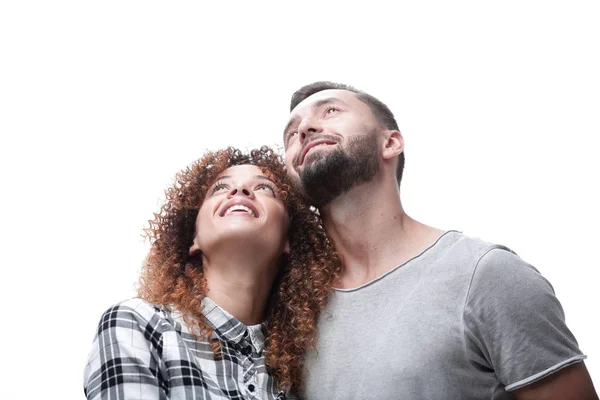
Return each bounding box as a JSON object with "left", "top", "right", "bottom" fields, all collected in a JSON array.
[{"left": 202, "top": 250, "right": 279, "bottom": 326}]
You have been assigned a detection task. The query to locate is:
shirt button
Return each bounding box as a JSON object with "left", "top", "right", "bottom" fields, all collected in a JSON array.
[{"left": 248, "top": 384, "right": 255, "bottom": 392}]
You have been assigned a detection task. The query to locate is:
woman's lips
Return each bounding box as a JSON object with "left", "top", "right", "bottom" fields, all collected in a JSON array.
[{"left": 219, "top": 199, "right": 259, "bottom": 218}]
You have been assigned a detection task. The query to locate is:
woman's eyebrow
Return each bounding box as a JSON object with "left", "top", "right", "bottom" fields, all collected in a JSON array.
[
  {"left": 214, "top": 175, "right": 276, "bottom": 184},
  {"left": 254, "top": 175, "right": 277, "bottom": 184}
]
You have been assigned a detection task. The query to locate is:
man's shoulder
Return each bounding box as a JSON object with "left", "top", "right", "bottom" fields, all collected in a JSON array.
[{"left": 432, "top": 230, "right": 514, "bottom": 264}]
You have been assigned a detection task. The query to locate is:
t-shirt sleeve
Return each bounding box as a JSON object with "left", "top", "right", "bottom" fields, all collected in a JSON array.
[
  {"left": 83, "top": 300, "right": 168, "bottom": 400},
  {"left": 462, "top": 248, "right": 586, "bottom": 391}
]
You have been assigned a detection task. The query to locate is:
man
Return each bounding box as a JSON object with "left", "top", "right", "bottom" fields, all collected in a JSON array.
[{"left": 282, "top": 81, "right": 597, "bottom": 399}]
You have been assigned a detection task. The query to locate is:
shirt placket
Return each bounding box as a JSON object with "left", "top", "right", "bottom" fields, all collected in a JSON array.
[{"left": 239, "top": 329, "right": 260, "bottom": 399}]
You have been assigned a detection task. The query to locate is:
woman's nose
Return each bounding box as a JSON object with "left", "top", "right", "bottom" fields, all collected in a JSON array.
[{"left": 228, "top": 185, "right": 254, "bottom": 199}]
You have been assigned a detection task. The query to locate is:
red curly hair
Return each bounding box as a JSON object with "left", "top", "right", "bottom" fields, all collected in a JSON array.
[{"left": 138, "top": 146, "right": 341, "bottom": 393}]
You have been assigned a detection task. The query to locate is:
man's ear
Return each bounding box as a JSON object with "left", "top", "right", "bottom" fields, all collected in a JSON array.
[
  {"left": 189, "top": 240, "right": 201, "bottom": 256},
  {"left": 382, "top": 130, "right": 404, "bottom": 160}
]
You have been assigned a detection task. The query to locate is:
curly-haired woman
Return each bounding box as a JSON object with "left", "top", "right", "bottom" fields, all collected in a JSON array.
[{"left": 83, "top": 147, "right": 341, "bottom": 399}]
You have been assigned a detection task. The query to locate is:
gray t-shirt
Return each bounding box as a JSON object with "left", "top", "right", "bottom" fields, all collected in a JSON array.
[{"left": 303, "top": 231, "right": 585, "bottom": 399}]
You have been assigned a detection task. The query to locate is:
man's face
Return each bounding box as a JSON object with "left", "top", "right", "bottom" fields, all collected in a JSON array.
[{"left": 283, "top": 89, "right": 382, "bottom": 206}]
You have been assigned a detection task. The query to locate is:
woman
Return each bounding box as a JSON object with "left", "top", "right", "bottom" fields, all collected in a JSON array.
[{"left": 83, "top": 147, "right": 341, "bottom": 399}]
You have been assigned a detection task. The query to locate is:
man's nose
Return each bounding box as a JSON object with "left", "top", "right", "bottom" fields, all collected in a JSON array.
[
  {"left": 227, "top": 185, "right": 255, "bottom": 199},
  {"left": 298, "top": 117, "right": 322, "bottom": 144}
]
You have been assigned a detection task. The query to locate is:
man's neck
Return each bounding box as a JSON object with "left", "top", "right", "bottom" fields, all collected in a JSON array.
[
  {"left": 321, "top": 177, "right": 444, "bottom": 289},
  {"left": 202, "top": 249, "right": 279, "bottom": 326}
]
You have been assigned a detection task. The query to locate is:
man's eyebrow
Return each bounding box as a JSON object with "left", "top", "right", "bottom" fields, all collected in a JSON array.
[
  {"left": 311, "top": 97, "right": 347, "bottom": 110},
  {"left": 283, "top": 97, "right": 348, "bottom": 137},
  {"left": 283, "top": 116, "right": 300, "bottom": 138}
]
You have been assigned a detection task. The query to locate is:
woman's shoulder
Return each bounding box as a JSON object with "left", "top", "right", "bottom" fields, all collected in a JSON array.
[
  {"left": 116, "top": 297, "right": 171, "bottom": 315},
  {"left": 96, "top": 298, "right": 178, "bottom": 337}
]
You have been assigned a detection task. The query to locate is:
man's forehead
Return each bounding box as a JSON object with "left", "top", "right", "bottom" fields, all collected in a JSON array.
[{"left": 290, "top": 89, "right": 359, "bottom": 114}]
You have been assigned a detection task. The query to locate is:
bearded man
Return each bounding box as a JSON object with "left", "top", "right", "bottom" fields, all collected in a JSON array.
[{"left": 282, "top": 81, "right": 597, "bottom": 400}]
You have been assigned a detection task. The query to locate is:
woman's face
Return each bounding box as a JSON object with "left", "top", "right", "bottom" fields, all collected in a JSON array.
[{"left": 189, "top": 164, "right": 290, "bottom": 257}]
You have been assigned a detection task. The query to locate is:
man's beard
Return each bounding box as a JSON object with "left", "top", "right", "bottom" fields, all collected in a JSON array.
[{"left": 294, "top": 133, "right": 380, "bottom": 207}]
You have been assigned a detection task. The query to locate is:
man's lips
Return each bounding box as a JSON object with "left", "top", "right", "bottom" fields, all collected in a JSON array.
[
  {"left": 299, "top": 139, "right": 337, "bottom": 165},
  {"left": 219, "top": 199, "right": 259, "bottom": 218}
]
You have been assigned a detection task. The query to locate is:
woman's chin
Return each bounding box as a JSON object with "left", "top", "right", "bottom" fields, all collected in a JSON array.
[{"left": 204, "top": 230, "right": 285, "bottom": 256}]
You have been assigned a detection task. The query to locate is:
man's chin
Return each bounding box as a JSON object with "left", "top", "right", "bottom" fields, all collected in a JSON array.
[{"left": 294, "top": 134, "right": 380, "bottom": 207}]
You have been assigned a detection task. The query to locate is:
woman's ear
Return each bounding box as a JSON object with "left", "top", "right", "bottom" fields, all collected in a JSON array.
[
  {"left": 189, "top": 240, "right": 201, "bottom": 256},
  {"left": 284, "top": 239, "right": 290, "bottom": 254}
]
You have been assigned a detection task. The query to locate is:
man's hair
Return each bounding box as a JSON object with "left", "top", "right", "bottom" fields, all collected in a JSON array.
[{"left": 290, "top": 81, "right": 405, "bottom": 186}]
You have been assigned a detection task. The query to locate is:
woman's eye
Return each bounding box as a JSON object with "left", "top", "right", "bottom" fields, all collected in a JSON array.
[
  {"left": 256, "top": 184, "right": 277, "bottom": 195},
  {"left": 211, "top": 182, "right": 229, "bottom": 194}
]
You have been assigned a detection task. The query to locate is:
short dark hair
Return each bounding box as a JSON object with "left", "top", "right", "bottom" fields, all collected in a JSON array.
[{"left": 290, "top": 81, "right": 405, "bottom": 186}]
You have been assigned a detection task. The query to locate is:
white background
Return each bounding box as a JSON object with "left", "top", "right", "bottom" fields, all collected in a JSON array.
[{"left": 1, "top": 1, "right": 598, "bottom": 398}]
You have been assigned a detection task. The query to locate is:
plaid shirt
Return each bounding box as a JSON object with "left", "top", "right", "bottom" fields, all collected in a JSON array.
[{"left": 84, "top": 298, "right": 290, "bottom": 400}]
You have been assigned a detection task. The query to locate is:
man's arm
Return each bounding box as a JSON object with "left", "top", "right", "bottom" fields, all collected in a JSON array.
[
  {"left": 513, "top": 362, "right": 597, "bottom": 400},
  {"left": 463, "top": 248, "right": 590, "bottom": 394}
]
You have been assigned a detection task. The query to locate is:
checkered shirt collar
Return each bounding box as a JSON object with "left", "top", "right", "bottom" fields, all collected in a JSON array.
[{"left": 201, "top": 296, "right": 266, "bottom": 353}]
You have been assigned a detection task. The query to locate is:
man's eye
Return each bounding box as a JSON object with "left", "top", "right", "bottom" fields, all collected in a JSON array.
[
  {"left": 286, "top": 131, "right": 298, "bottom": 146},
  {"left": 325, "top": 106, "right": 338, "bottom": 114}
]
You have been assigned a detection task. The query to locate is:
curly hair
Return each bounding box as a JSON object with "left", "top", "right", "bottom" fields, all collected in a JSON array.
[{"left": 137, "top": 146, "right": 341, "bottom": 393}]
